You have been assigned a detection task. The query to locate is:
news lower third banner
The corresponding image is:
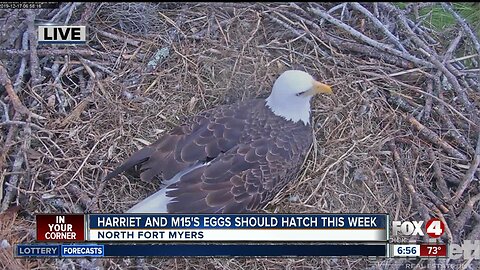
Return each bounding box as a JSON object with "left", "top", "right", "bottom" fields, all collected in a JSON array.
[
  {"left": 88, "top": 214, "right": 388, "bottom": 242},
  {"left": 17, "top": 213, "right": 389, "bottom": 257},
  {"left": 16, "top": 243, "right": 388, "bottom": 257},
  {"left": 35, "top": 213, "right": 388, "bottom": 242}
]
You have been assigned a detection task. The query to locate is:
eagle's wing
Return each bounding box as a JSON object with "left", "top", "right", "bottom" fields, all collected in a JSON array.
[
  {"left": 164, "top": 137, "right": 302, "bottom": 213},
  {"left": 105, "top": 99, "right": 312, "bottom": 213},
  {"left": 129, "top": 116, "right": 312, "bottom": 213},
  {"left": 104, "top": 101, "right": 254, "bottom": 182}
]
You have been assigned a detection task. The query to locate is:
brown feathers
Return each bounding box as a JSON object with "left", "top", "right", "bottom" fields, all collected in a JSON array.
[{"left": 105, "top": 99, "right": 312, "bottom": 213}]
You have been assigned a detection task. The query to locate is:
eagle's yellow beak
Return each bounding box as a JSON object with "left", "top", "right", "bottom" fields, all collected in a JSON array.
[{"left": 304, "top": 80, "right": 333, "bottom": 96}]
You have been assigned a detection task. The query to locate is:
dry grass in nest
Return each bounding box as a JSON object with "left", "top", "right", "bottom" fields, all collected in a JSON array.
[{"left": 1, "top": 2, "right": 479, "bottom": 270}]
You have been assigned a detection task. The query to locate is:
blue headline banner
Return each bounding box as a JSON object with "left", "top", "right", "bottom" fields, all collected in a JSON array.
[
  {"left": 88, "top": 214, "right": 387, "bottom": 229},
  {"left": 61, "top": 244, "right": 104, "bottom": 257},
  {"left": 16, "top": 244, "right": 387, "bottom": 257}
]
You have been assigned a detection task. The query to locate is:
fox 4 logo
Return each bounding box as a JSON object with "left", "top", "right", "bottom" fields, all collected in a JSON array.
[{"left": 392, "top": 218, "right": 445, "bottom": 238}]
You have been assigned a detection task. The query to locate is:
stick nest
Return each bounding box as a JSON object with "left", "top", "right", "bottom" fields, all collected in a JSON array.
[{"left": 1, "top": 2, "right": 479, "bottom": 269}]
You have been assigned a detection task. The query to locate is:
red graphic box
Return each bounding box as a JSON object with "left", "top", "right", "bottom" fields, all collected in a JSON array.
[{"left": 36, "top": 214, "right": 85, "bottom": 242}]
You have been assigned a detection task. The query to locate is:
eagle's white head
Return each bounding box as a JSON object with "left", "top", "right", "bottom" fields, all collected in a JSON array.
[{"left": 266, "top": 70, "right": 332, "bottom": 125}]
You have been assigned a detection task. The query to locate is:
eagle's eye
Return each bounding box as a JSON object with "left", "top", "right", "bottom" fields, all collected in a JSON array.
[{"left": 296, "top": 91, "right": 307, "bottom": 96}]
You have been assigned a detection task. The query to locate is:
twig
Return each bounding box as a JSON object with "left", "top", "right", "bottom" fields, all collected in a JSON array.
[
  {"left": 19, "top": 116, "right": 32, "bottom": 209},
  {"left": 378, "top": 72, "right": 477, "bottom": 129},
  {"left": 78, "top": 58, "right": 107, "bottom": 97},
  {"left": 0, "top": 148, "right": 25, "bottom": 212},
  {"left": 445, "top": 62, "right": 469, "bottom": 80},
  {"left": 87, "top": 180, "right": 107, "bottom": 213},
  {"left": 405, "top": 3, "right": 438, "bottom": 14},
  {"left": 406, "top": 18, "right": 438, "bottom": 46},
  {"left": 431, "top": 204, "right": 454, "bottom": 243},
  {"left": 382, "top": 3, "right": 480, "bottom": 132},
  {"left": 49, "top": 2, "right": 73, "bottom": 22},
  {"left": 303, "top": 141, "right": 357, "bottom": 204},
  {"left": 290, "top": 3, "right": 405, "bottom": 64},
  {"left": 272, "top": 8, "right": 412, "bottom": 68},
  {"left": 188, "top": 18, "right": 229, "bottom": 40},
  {"left": 51, "top": 57, "right": 68, "bottom": 114},
  {"left": 83, "top": 74, "right": 95, "bottom": 96},
  {"left": 452, "top": 132, "right": 480, "bottom": 204},
  {"left": 272, "top": 10, "right": 332, "bottom": 59},
  {"left": 0, "top": 100, "right": 9, "bottom": 122},
  {"left": 0, "top": 120, "right": 48, "bottom": 132},
  {"left": 350, "top": 2, "right": 407, "bottom": 53},
  {"left": 388, "top": 140, "right": 431, "bottom": 221},
  {"left": 77, "top": 70, "right": 87, "bottom": 95},
  {"left": 264, "top": 13, "right": 330, "bottom": 59},
  {"left": 441, "top": 3, "right": 480, "bottom": 56},
  {"left": 417, "top": 79, "right": 433, "bottom": 121},
  {"left": 306, "top": 2, "right": 345, "bottom": 26},
  {"left": 433, "top": 75, "right": 475, "bottom": 156},
  {"left": 167, "top": 3, "right": 190, "bottom": 42},
  {"left": 95, "top": 29, "right": 140, "bottom": 47},
  {"left": 405, "top": 114, "right": 467, "bottom": 160},
  {"left": 388, "top": 96, "right": 420, "bottom": 116},
  {"left": 453, "top": 192, "right": 480, "bottom": 234},
  {"left": 59, "top": 98, "right": 91, "bottom": 128},
  {"left": 77, "top": 2, "right": 96, "bottom": 25},
  {"left": 372, "top": 2, "right": 379, "bottom": 17},
  {"left": 0, "top": 61, "right": 45, "bottom": 120},
  {"left": 53, "top": 56, "right": 70, "bottom": 85},
  {"left": 54, "top": 130, "right": 115, "bottom": 192},
  {"left": 25, "top": 10, "right": 43, "bottom": 87},
  {"left": 309, "top": 6, "right": 434, "bottom": 68},
  {"left": 0, "top": 113, "right": 20, "bottom": 173},
  {"left": 324, "top": 37, "right": 413, "bottom": 68},
  {"left": 79, "top": 57, "right": 115, "bottom": 77},
  {"left": 428, "top": 150, "right": 452, "bottom": 202},
  {"left": 443, "top": 30, "right": 463, "bottom": 62},
  {"left": 208, "top": 2, "right": 255, "bottom": 9},
  {"left": 351, "top": 54, "right": 479, "bottom": 84},
  {"left": 328, "top": 3, "right": 347, "bottom": 15},
  {"left": 158, "top": 10, "right": 189, "bottom": 42},
  {"left": 0, "top": 48, "right": 114, "bottom": 57},
  {"left": 66, "top": 65, "right": 85, "bottom": 76},
  {"left": 466, "top": 212, "right": 480, "bottom": 241},
  {"left": 420, "top": 185, "right": 449, "bottom": 213},
  {"left": 64, "top": 2, "right": 81, "bottom": 24},
  {"left": 65, "top": 183, "right": 93, "bottom": 211},
  {"left": 13, "top": 32, "right": 29, "bottom": 91},
  {"left": 2, "top": 10, "right": 27, "bottom": 49},
  {"left": 80, "top": 58, "right": 96, "bottom": 79}
]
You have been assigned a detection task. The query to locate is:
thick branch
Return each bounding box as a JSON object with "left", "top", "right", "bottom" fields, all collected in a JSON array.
[
  {"left": 428, "top": 150, "right": 452, "bottom": 202},
  {"left": 0, "top": 62, "right": 44, "bottom": 120},
  {"left": 441, "top": 3, "right": 480, "bottom": 56},
  {"left": 309, "top": 6, "right": 433, "bottom": 68},
  {"left": 452, "top": 133, "right": 480, "bottom": 204},
  {"left": 406, "top": 114, "right": 467, "bottom": 160},
  {"left": 350, "top": 2, "right": 407, "bottom": 52},
  {"left": 272, "top": 8, "right": 413, "bottom": 68},
  {"left": 388, "top": 140, "right": 431, "bottom": 222},
  {"left": 381, "top": 2, "right": 480, "bottom": 132}
]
